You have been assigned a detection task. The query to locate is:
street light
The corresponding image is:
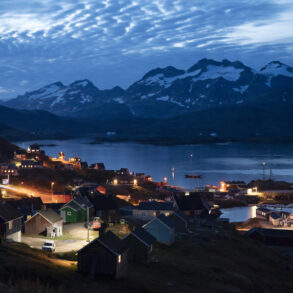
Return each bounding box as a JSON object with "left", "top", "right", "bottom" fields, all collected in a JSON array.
[
  {"left": 262, "top": 162, "right": 266, "bottom": 181},
  {"left": 51, "top": 181, "right": 55, "bottom": 195}
]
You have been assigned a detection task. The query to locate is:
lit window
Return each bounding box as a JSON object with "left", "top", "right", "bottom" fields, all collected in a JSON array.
[
  {"left": 8, "top": 221, "right": 13, "bottom": 230},
  {"left": 165, "top": 212, "right": 170, "bottom": 216},
  {"left": 118, "top": 255, "right": 121, "bottom": 263}
]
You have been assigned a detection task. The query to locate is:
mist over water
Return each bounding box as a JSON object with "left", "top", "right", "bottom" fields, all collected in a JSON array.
[{"left": 17, "top": 140, "right": 293, "bottom": 188}]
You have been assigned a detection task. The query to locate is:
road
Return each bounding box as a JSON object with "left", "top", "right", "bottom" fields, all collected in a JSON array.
[{"left": 21, "top": 222, "right": 99, "bottom": 252}]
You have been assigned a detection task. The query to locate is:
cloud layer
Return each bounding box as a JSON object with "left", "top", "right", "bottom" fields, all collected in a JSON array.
[{"left": 1, "top": 0, "right": 293, "bottom": 99}]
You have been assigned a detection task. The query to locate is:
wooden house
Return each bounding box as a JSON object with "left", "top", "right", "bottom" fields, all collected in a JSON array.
[
  {"left": 27, "top": 144, "right": 41, "bottom": 154},
  {"left": 14, "top": 149, "right": 27, "bottom": 161},
  {"left": 60, "top": 196, "right": 94, "bottom": 223},
  {"left": 269, "top": 212, "right": 282, "bottom": 226},
  {"left": 256, "top": 207, "right": 273, "bottom": 220},
  {"left": 173, "top": 193, "right": 210, "bottom": 218},
  {"left": 20, "top": 160, "right": 43, "bottom": 169},
  {"left": 78, "top": 231, "right": 128, "bottom": 279},
  {"left": 245, "top": 228, "right": 293, "bottom": 247},
  {"left": 89, "top": 163, "right": 105, "bottom": 170},
  {"left": 168, "top": 211, "right": 188, "bottom": 234},
  {"left": 9, "top": 197, "right": 43, "bottom": 222},
  {"left": 132, "top": 201, "right": 174, "bottom": 221},
  {"left": 143, "top": 214, "right": 175, "bottom": 246},
  {"left": 123, "top": 226, "right": 156, "bottom": 264},
  {"left": 0, "top": 202, "right": 22, "bottom": 242},
  {"left": 25, "top": 208, "right": 63, "bottom": 237},
  {"left": 0, "top": 163, "right": 18, "bottom": 176}
]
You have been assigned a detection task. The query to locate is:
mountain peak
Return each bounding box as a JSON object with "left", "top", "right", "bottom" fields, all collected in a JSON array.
[
  {"left": 260, "top": 61, "right": 293, "bottom": 77},
  {"left": 143, "top": 66, "right": 185, "bottom": 79},
  {"left": 70, "top": 79, "right": 95, "bottom": 88}
]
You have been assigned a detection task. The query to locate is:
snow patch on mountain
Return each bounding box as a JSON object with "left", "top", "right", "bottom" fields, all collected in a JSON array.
[
  {"left": 113, "top": 97, "right": 124, "bottom": 104},
  {"left": 192, "top": 65, "right": 243, "bottom": 82},
  {"left": 157, "top": 96, "right": 169, "bottom": 101},
  {"left": 233, "top": 85, "right": 248, "bottom": 94},
  {"left": 260, "top": 62, "right": 293, "bottom": 78}
]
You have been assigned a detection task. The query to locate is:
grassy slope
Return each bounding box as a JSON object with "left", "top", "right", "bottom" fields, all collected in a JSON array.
[{"left": 1, "top": 225, "right": 292, "bottom": 293}]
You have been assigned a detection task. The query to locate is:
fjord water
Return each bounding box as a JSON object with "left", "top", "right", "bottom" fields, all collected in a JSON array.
[{"left": 17, "top": 140, "right": 293, "bottom": 188}]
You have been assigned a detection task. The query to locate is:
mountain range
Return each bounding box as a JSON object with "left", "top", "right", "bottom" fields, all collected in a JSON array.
[{"left": 1, "top": 58, "right": 293, "bottom": 143}]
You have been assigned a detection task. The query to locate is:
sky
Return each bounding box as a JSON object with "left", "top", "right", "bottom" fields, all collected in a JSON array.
[{"left": 1, "top": 0, "right": 293, "bottom": 99}]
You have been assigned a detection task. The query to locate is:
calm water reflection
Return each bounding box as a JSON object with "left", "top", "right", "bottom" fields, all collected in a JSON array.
[{"left": 16, "top": 140, "right": 293, "bottom": 188}]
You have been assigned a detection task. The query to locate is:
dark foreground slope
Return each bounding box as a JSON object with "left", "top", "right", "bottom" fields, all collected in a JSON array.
[{"left": 1, "top": 225, "right": 292, "bottom": 293}]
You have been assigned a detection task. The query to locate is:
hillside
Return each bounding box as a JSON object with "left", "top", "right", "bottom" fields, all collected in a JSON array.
[{"left": 0, "top": 225, "right": 292, "bottom": 293}]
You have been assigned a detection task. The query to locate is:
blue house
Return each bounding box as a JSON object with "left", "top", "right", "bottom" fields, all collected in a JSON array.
[{"left": 143, "top": 214, "right": 175, "bottom": 245}]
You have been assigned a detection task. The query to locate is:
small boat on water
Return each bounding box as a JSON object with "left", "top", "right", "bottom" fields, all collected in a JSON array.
[{"left": 185, "top": 174, "right": 202, "bottom": 179}]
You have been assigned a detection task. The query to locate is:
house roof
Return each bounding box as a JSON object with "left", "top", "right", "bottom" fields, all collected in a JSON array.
[
  {"left": 130, "top": 227, "right": 156, "bottom": 247},
  {"left": 173, "top": 194, "right": 207, "bottom": 211},
  {"left": 0, "top": 202, "right": 23, "bottom": 222},
  {"left": 35, "top": 208, "right": 63, "bottom": 224},
  {"left": 73, "top": 195, "right": 93, "bottom": 209},
  {"left": 257, "top": 207, "right": 272, "bottom": 213},
  {"left": 62, "top": 201, "right": 81, "bottom": 212},
  {"left": 270, "top": 212, "right": 282, "bottom": 220},
  {"left": 170, "top": 210, "right": 188, "bottom": 223},
  {"left": 245, "top": 228, "right": 293, "bottom": 238},
  {"left": 78, "top": 231, "right": 127, "bottom": 256},
  {"left": 9, "top": 197, "right": 43, "bottom": 213},
  {"left": 136, "top": 201, "right": 173, "bottom": 211},
  {"left": 143, "top": 214, "right": 174, "bottom": 229}
]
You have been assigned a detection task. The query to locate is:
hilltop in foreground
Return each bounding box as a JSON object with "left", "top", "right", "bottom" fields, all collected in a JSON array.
[{"left": 1, "top": 225, "right": 293, "bottom": 293}]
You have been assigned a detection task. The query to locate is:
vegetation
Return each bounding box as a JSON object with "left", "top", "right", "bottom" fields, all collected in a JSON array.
[{"left": 1, "top": 224, "right": 293, "bottom": 293}]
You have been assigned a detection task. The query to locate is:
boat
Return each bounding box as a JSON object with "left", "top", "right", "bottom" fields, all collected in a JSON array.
[{"left": 185, "top": 174, "right": 202, "bottom": 179}]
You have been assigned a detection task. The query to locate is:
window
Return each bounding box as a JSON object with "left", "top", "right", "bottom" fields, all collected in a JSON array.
[
  {"left": 165, "top": 212, "right": 170, "bottom": 216},
  {"left": 67, "top": 211, "right": 72, "bottom": 216},
  {"left": 8, "top": 221, "right": 13, "bottom": 230},
  {"left": 118, "top": 255, "right": 121, "bottom": 263}
]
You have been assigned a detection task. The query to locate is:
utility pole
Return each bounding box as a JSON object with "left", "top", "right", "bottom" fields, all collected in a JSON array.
[
  {"left": 87, "top": 206, "right": 90, "bottom": 242},
  {"left": 262, "top": 162, "right": 266, "bottom": 181}
]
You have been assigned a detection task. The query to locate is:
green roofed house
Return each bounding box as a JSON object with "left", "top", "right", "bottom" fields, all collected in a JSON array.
[{"left": 60, "top": 196, "right": 94, "bottom": 223}]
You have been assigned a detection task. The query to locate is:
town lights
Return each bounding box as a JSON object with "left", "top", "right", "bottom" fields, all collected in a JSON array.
[
  {"left": 113, "top": 179, "right": 118, "bottom": 185},
  {"left": 133, "top": 179, "right": 137, "bottom": 185}
]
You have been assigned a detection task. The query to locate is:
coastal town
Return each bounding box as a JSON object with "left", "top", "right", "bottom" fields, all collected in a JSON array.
[{"left": 0, "top": 140, "right": 293, "bottom": 292}]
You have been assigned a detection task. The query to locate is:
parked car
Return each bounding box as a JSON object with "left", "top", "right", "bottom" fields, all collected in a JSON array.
[{"left": 42, "top": 240, "right": 55, "bottom": 252}]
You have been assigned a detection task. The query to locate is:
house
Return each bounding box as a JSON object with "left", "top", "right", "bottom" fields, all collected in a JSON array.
[
  {"left": 0, "top": 202, "right": 22, "bottom": 242},
  {"left": 27, "top": 144, "right": 41, "bottom": 154},
  {"left": 245, "top": 228, "right": 293, "bottom": 247},
  {"left": 0, "top": 163, "right": 18, "bottom": 176},
  {"left": 60, "top": 196, "right": 94, "bottom": 223},
  {"left": 269, "top": 212, "right": 282, "bottom": 226},
  {"left": 89, "top": 163, "right": 105, "bottom": 170},
  {"left": 123, "top": 226, "right": 156, "bottom": 264},
  {"left": 14, "top": 149, "right": 27, "bottom": 161},
  {"left": 256, "top": 207, "right": 273, "bottom": 220},
  {"left": 173, "top": 193, "right": 210, "bottom": 218},
  {"left": 75, "top": 187, "right": 126, "bottom": 223},
  {"left": 168, "top": 211, "right": 188, "bottom": 234},
  {"left": 9, "top": 197, "right": 43, "bottom": 222},
  {"left": 112, "top": 174, "right": 137, "bottom": 185},
  {"left": 25, "top": 208, "right": 63, "bottom": 237},
  {"left": 78, "top": 231, "right": 128, "bottom": 279},
  {"left": 143, "top": 214, "right": 175, "bottom": 245},
  {"left": 20, "top": 160, "right": 43, "bottom": 169},
  {"left": 132, "top": 201, "right": 174, "bottom": 221}
]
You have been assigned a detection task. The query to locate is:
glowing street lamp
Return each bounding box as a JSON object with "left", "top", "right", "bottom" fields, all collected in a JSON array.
[
  {"left": 133, "top": 179, "right": 137, "bottom": 185},
  {"left": 51, "top": 181, "right": 55, "bottom": 195}
]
